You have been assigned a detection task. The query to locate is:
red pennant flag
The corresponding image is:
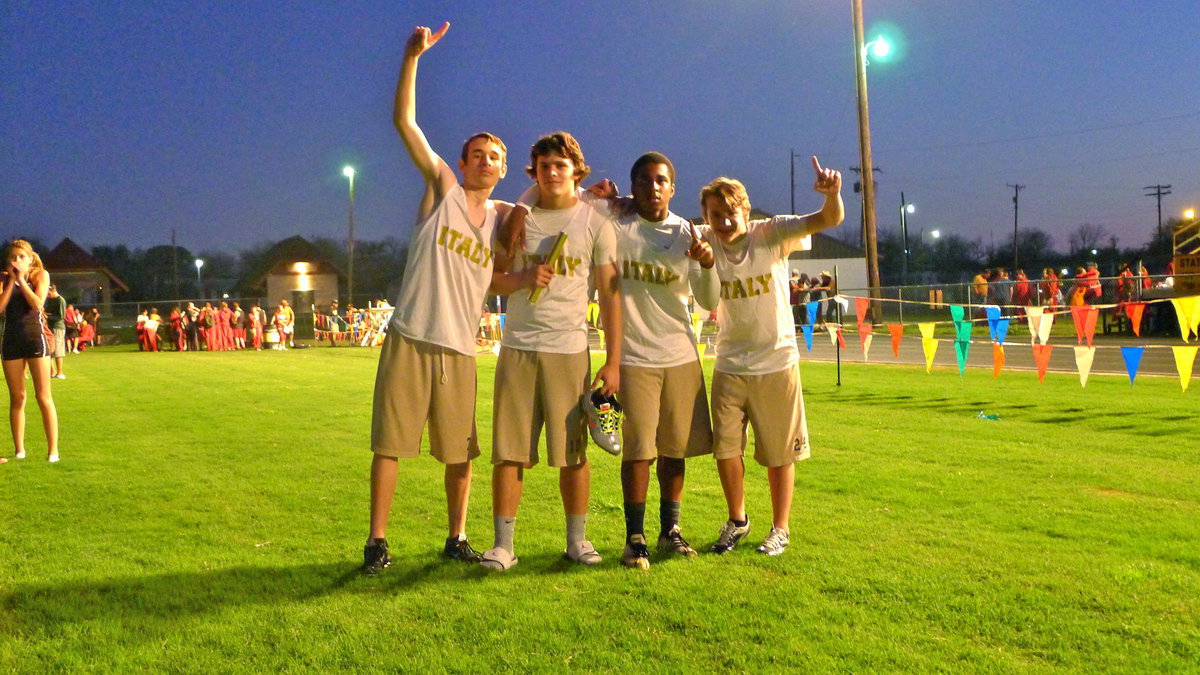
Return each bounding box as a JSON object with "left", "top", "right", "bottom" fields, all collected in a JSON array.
[
  {"left": 855, "top": 297, "right": 870, "bottom": 325},
  {"left": 837, "top": 328, "right": 846, "bottom": 349},
  {"left": 992, "top": 343, "right": 1005, "bottom": 378},
  {"left": 887, "top": 324, "right": 903, "bottom": 358},
  {"left": 1126, "top": 302, "right": 1145, "bottom": 337},
  {"left": 1032, "top": 344, "right": 1053, "bottom": 382},
  {"left": 1070, "top": 305, "right": 1099, "bottom": 346}
]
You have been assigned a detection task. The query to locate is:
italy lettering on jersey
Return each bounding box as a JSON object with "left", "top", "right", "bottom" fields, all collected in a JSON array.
[
  {"left": 622, "top": 260, "right": 681, "bottom": 287},
  {"left": 719, "top": 274, "right": 773, "bottom": 300},
  {"left": 436, "top": 225, "right": 495, "bottom": 269}
]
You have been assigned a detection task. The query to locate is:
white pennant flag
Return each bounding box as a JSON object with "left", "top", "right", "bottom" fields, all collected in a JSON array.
[
  {"left": 1026, "top": 306, "right": 1043, "bottom": 343},
  {"left": 1037, "top": 309, "right": 1055, "bottom": 345},
  {"left": 1073, "top": 346, "right": 1096, "bottom": 387}
]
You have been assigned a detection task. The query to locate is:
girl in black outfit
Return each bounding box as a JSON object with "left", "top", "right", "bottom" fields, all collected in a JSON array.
[{"left": 0, "top": 239, "right": 59, "bottom": 463}]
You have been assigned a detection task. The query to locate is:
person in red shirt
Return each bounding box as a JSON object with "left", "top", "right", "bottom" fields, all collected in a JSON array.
[
  {"left": 1011, "top": 269, "right": 1032, "bottom": 319},
  {"left": 169, "top": 306, "right": 184, "bottom": 351},
  {"left": 1083, "top": 262, "right": 1102, "bottom": 303}
]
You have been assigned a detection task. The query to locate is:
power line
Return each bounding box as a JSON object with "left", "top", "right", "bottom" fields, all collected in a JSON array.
[
  {"left": 1007, "top": 183, "right": 1025, "bottom": 270},
  {"left": 1143, "top": 184, "right": 1172, "bottom": 239}
]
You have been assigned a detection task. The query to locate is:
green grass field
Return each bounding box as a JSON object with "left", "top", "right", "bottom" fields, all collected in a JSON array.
[{"left": 1, "top": 345, "right": 1197, "bottom": 671}]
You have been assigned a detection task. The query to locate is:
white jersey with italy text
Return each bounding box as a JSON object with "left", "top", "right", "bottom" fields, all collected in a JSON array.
[
  {"left": 616, "top": 211, "right": 711, "bottom": 368},
  {"left": 390, "top": 184, "right": 497, "bottom": 356},
  {"left": 501, "top": 199, "right": 617, "bottom": 354},
  {"left": 702, "top": 216, "right": 812, "bottom": 375}
]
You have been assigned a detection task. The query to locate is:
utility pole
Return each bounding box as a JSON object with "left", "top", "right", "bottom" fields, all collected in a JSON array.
[
  {"left": 1007, "top": 183, "right": 1024, "bottom": 271},
  {"left": 852, "top": 0, "right": 881, "bottom": 323},
  {"left": 849, "top": 165, "right": 882, "bottom": 249},
  {"left": 1144, "top": 184, "right": 1171, "bottom": 241}
]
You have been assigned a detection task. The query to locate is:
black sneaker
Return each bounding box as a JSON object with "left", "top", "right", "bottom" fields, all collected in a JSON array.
[
  {"left": 621, "top": 534, "right": 651, "bottom": 570},
  {"left": 361, "top": 538, "right": 391, "bottom": 574},
  {"left": 443, "top": 534, "right": 483, "bottom": 563},
  {"left": 709, "top": 519, "right": 750, "bottom": 554}
]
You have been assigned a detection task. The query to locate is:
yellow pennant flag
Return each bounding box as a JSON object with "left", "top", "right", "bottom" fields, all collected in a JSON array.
[
  {"left": 827, "top": 324, "right": 839, "bottom": 346},
  {"left": 922, "top": 337, "right": 938, "bottom": 373},
  {"left": 861, "top": 332, "right": 873, "bottom": 360},
  {"left": 1026, "top": 306, "right": 1043, "bottom": 343},
  {"left": 696, "top": 343, "right": 707, "bottom": 359},
  {"left": 918, "top": 322, "right": 936, "bottom": 340},
  {"left": 1171, "top": 297, "right": 1200, "bottom": 343},
  {"left": 1073, "top": 346, "right": 1096, "bottom": 388},
  {"left": 1173, "top": 346, "right": 1198, "bottom": 392}
]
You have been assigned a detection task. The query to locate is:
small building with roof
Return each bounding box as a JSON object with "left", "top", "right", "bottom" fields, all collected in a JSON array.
[
  {"left": 240, "top": 236, "right": 341, "bottom": 312},
  {"left": 41, "top": 238, "right": 130, "bottom": 312}
]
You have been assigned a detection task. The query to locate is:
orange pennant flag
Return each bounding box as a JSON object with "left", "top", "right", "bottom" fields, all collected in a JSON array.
[
  {"left": 1032, "top": 344, "right": 1053, "bottom": 383},
  {"left": 992, "top": 343, "right": 1005, "bottom": 379},
  {"left": 1173, "top": 346, "right": 1198, "bottom": 392},
  {"left": 1125, "top": 302, "right": 1145, "bottom": 337},
  {"left": 855, "top": 297, "right": 870, "bottom": 325},
  {"left": 837, "top": 327, "right": 847, "bottom": 349},
  {"left": 1070, "top": 305, "right": 1099, "bottom": 347},
  {"left": 888, "top": 324, "right": 904, "bottom": 358}
]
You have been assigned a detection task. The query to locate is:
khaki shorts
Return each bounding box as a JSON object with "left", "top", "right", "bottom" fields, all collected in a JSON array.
[
  {"left": 711, "top": 364, "right": 810, "bottom": 467},
  {"left": 492, "top": 347, "right": 589, "bottom": 468},
  {"left": 52, "top": 328, "right": 66, "bottom": 359},
  {"left": 619, "top": 361, "right": 713, "bottom": 461},
  {"left": 370, "top": 332, "right": 480, "bottom": 463}
]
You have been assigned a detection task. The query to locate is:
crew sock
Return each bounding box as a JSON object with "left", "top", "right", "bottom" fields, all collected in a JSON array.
[
  {"left": 624, "top": 502, "right": 646, "bottom": 542},
  {"left": 660, "top": 500, "right": 682, "bottom": 534},
  {"left": 493, "top": 517, "right": 516, "bottom": 555},
  {"left": 566, "top": 513, "right": 588, "bottom": 547}
]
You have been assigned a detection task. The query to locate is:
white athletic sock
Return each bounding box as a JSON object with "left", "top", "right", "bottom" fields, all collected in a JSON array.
[{"left": 566, "top": 513, "right": 587, "bottom": 547}]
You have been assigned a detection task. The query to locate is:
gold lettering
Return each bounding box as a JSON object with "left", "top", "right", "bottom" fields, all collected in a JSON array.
[{"left": 437, "top": 225, "right": 450, "bottom": 246}]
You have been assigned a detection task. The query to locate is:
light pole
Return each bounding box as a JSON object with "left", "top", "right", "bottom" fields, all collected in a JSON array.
[
  {"left": 194, "top": 258, "right": 204, "bottom": 296},
  {"left": 900, "top": 194, "right": 914, "bottom": 285},
  {"left": 343, "top": 166, "right": 356, "bottom": 303},
  {"left": 852, "top": 0, "right": 888, "bottom": 322}
]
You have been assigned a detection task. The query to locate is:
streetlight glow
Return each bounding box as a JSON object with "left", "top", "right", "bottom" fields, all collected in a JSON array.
[
  {"left": 343, "top": 166, "right": 357, "bottom": 303},
  {"left": 1186, "top": 208, "right": 1196, "bottom": 220},
  {"left": 904, "top": 204, "right": 915, "bottom": 214},
  {"left": 194, "top": 258, "right": 204, "bottom": 296},
  {"left": 343, "top": 166, "right": 356, "bottom": 180},
  {"left": 867, "top": 36, "right": 891, "bottom": 60},
  {"left": 930, "top": 229, "right": 941, "bottom": 239}
]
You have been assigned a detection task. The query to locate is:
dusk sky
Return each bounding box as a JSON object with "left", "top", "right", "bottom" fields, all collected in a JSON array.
[{"left": 4, "top": 1, "right": 1198, "bottom": 257}]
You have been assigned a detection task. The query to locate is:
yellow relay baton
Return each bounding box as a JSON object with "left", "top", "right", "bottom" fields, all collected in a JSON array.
[{"left": 529, "top": 232, "right": 567, "bottom": 303}]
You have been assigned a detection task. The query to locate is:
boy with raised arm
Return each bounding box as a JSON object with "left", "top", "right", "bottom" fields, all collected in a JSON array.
[
  {"left": 611, "top": 152, "right": 719, "bottom": 569},
  {"left": 481, "top": 131, "right": 622, "bottom": 571},
  {"left": 700, "top": 157, "right": 843, "bottom": 556},
  {"left": 362, "top": 22, "right": 512, "bottom": 573}
]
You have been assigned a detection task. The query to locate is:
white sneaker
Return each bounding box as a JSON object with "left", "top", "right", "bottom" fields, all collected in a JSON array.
[
  {"left": 48, "top": 454, "right": 60, "bottom": 463},
  {"left": 581, "top": 389, "right": 623, "bottom": 455},
  {"left": 15, "top": 451, "right": 26, "bottom": 460},
  {"left": 54, "top": 373, "right": 67, "bottom": 379}
]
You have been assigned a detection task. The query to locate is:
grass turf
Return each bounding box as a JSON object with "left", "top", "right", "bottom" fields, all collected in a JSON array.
[{"left": 1, "top": 344, "right": 1196, "bottom": 671}]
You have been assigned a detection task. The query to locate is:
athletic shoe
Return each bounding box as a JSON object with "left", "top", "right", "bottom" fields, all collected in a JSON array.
[
  {"left": 581, "top": 389, "right": 623, "bottom": 455},
  {"left": 756, "top": 528, "right": 790, "bottom": 556},
  {"left": 443, "top": 535, "right": 483, "bottom": 563},
  {"left": 47, "top": 454, "right": 60, "bottom": 463},
  {"left": 657, "top": 525, "right": 698, "bottom": 558},
  {"left": 621, "top": 534, "right": 651, "bottom": 570},
  {"left": 14, "top": 451, "right": 25, "bottom": 460},
  {"left": 709, "top": 519, "right": 750, "bottom": 555},
  {"left": 563, "top": 540, "right": 603, "bottom": 566},
  {"left": 361, "top": 538, "right": 391, "bottom": 574},
  {"left": 480, "top": 546, "right": 518, "bottom": 571}
]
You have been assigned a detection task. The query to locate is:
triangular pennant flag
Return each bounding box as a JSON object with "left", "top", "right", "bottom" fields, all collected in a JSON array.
[
  {"left": 855, "top": 297, "right": 870, "bottom": 325},
  {"left": 826, "top": 324, "right": 839, "bottom": 346},
  {"left": 1070, "top": 305, "right": 1099, "bottom": 346},
  {"left": 995, "top": 319, "right": 1010, "bottom": 345},
  {"left": 992, "top": 343, "right": 1005, "bottom": 378},
  {"left": 949, "top": 305, "right": 965, "bottom": 324},
  {"left": 1037, "top": 310, "right": 1055, "bottom": 345},
  {"left": 834, "top": 295, "right": 850, "bottom": 314},
  {"left": 837, "top": 327, "right": 847, "bottom": 349},
  {"left": 922, "top": 337, "right": 938, "bottom": 373},
  {"left": 1173, "top": 346, "right": 1198, "bottom": 392},
  {"left": 954, "top": 339, "right": 970, "bottom": 375},
  {"left": 1026, "top": 306, "right": 1044, "bottom": 342},
  {"left": 986, "top": 306, "right": 1001, "bottom": 342},
  {"left": 801, "top": 324, "right": 813, "bottom": 352},
  {"left": 1171, "top": 297, "right": 1200, "bottom": 343},
  {"left": 860, "top": 332, "right": 873, "bottom": 360},
  {"left": 805, "top": 301, "right": 818, "bottom": 326},
  {"left": 917, "top": 322, "right": 936, "bottom": 340},
  {"left": 1120, "top": 346, "right": 1144, "bottom": 385},
  {"left": 888, "top": 324, "right": 903, "bottom": 358},
  {"left": 1032, "top": 344, "right": 1053, "bottom": 383},
  {"left": 955, "top": 318, "right": 973, "bottom": 342},
  {"left": 1126, "top": 302, "right": 1145, "bottom": 337},
  {"left": 1073, "top": 346, "right": 1095, "bottom": 387}
]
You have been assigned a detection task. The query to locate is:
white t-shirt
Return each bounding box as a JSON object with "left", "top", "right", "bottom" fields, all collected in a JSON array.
[
  {"left": 390, "top": 184, "right": 497, "bottom": 356},
  {"left": 501, "top": 199, "right": 617, "bottom": 354},
  {"left": 703, "top": 216, "right": 812, "bottom": 376},
  {"left": 616, "top": 211, "right": 718, "bottom": 368}
]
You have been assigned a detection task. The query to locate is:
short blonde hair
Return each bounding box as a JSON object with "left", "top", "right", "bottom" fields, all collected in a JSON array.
[{"left": 699, "top": 177, "right": 751, "bottom": 217}]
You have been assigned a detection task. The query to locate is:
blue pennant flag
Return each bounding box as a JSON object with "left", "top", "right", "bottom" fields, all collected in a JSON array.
[
  {"left": 995, "top": 318, "right": 1010, "bottom": 345},
  {"left": 801, "top": 324, "right": 814, "bottom": 352},
  {"left": 1121, "top": 346, "right": 1145, "bottom": 385},
  {"left": 986, "top": 306, "right": 1001, "bottom": 341},
  {"left": 806, "top": 301, "right": 818, "bottom": 326}
]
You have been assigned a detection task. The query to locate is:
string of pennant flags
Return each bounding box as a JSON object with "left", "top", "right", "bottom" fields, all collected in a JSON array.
[{"left": 795, "top": 294, "right": 1200, "bottom": 392}]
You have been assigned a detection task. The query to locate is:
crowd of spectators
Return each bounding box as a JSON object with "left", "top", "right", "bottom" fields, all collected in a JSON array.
[
  {"left": 788, "top": 270, "right": 837, "bottom": 327},
  {"left": 136, "top": 300, "right": 293, "bottom": 352}
]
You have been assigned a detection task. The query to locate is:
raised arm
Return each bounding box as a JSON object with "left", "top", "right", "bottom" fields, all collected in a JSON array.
[
  {"left": 772, "top": 156, "right": 844, "bottom": 255},
  {"left": 393, "top": 23, "right": 457, "bottom": 198}
]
